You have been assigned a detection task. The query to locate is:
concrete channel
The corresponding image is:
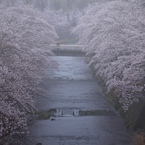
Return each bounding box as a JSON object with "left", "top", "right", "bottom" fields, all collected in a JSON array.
[{"left": 25, "top": 49, "right": 131, "bottom": 145}]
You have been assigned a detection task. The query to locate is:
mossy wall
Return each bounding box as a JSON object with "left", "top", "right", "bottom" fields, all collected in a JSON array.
[{"left": 91, "top": 65, "right": 145, "bottom": 130}]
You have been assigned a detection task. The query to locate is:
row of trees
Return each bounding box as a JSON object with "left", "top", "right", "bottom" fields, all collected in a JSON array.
[
  {"left": 0, "top": 0, "right": 48, "bottom": 11},
  {"left": 72, "top": 0, "right": 145, "bottom": 111},
  {"left": 0, "top": 0, "right": 99, "bottom": 11},
  {"left": 0, "top": 4, "right": 59, "bottom": 144},
  {"left": 46, "top": 0, "right": 98, "bottom": 11}
]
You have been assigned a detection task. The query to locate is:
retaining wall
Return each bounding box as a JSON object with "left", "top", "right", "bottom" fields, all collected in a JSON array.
[{"left": 91, "top": 66, "right": 145, "bottom": 130}]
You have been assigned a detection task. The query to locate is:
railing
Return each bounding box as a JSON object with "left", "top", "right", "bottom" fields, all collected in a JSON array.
[{"left": 50, "top": 44, "right": 85, "bottom": 51}]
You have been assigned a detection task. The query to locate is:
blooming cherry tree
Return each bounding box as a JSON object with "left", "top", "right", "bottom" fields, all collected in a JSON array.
[
  {"left": 72, "top": 0, "right": 145, "bottom": 110},
  {"left": 44, "top": 9, "right": 69, "bottom": 29},
  {"left": 0, "top": 5, "right": 58, "bottom": 144}
]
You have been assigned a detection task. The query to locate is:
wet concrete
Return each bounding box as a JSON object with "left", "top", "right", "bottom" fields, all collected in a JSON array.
[{"left": 26, "top": 54, "right": 131, "bottom": 145}]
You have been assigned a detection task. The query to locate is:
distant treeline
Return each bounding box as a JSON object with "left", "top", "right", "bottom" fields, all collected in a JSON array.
[
  {"left": 47, "top": 0, "right": 98, "bottom": 11},
  {"left": 1, "top": 0, "right": 145, "bottom": 11},
  {"left": 0, "top": 0, "right": 99, "bottom": 11}
]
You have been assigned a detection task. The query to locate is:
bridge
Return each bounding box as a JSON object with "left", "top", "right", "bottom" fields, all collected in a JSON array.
[{"left": 50, "top": 44, "right": 85, "bottom": 57}]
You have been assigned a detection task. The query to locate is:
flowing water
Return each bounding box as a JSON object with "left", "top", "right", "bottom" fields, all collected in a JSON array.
[{"left": 25, "top": 50, "right": 131, "bottom": 145}]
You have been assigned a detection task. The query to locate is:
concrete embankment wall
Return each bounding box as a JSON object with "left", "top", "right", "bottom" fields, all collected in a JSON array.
[{"left": 91, "top": 66, "right": 145, "bottom": 130}]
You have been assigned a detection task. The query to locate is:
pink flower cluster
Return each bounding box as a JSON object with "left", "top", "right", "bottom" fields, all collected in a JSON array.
[
  {"left": 0, "top": 5, "right": 58, "bottom": 144},
  {"left": 72, "top": 0, "right": 145, "bottom": 111}
]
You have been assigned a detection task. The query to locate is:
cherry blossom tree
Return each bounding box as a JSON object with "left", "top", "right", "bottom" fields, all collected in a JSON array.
[
  {"left": 22, "top": 0, "right": 34, "bottom": 5},
  {"left": 0, "top": 0, "right": 17, "bottom": 8},
  {"left": 72, "top": 0, "right": 145, "bottom": 111},
  {"left": 44, "top": 9, "right": 69, "bottom": 29},
  {"left": 0, "top": 5, "right": 58, "bottom": 144},
  {"left": 35, "top": 0, "right": 48, "bottom": 11}
]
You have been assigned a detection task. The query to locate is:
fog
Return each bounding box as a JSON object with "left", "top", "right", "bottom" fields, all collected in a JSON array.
[
  {"left": 1, "top": 0, "right": 145, "bottom": 145},
  {"left": 0, "top": 0, "right": 103, "bottom": 11}
]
